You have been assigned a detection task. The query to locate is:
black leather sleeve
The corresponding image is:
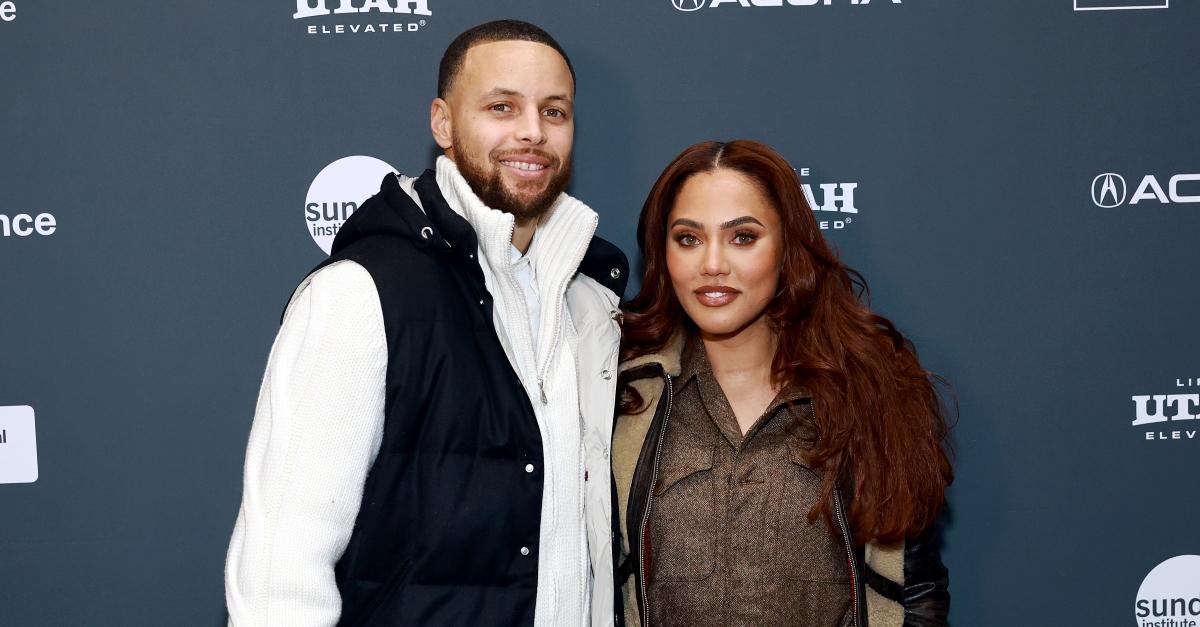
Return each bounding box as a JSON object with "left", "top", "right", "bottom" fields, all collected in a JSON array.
[{"left": 902, "top": 523, "right": 950, "bottom": 626}]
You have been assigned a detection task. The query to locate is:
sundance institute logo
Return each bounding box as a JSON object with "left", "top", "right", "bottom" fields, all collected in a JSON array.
[
  {"left": 1136, "top": 555, "right": 1200, "bottom": 626},
  {"left": 292, "top": 0, "right": 431, "bottom": 35},
  {"left": 304, "top": 156, "right": 397, "bottom": 254},
  {"left": 1131, "top": 376, "right": 1199, "bottom": 442}
]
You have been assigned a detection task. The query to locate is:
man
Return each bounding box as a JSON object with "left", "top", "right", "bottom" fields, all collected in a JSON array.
[{"left": 225, "top": 20, "right": 627, "bottom": 627}]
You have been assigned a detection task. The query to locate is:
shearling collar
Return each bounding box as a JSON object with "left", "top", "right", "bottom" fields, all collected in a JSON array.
[
  {"left": 618, "top": 332, "right": 685, "bottom": 379},
  {"left": 621, "top": 331, "right": 811, "bottom": 403}
]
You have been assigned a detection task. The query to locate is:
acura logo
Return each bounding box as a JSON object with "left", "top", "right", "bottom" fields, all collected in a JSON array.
[
  {"left": 671, "top": 0, "right": 705, "bottom": 11},
  {"left": 1092, "top": 173, "right": 1127, "bottom": 208}
]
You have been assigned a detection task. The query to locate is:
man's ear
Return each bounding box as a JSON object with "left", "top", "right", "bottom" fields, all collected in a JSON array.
[{"left": 430, "top": 98, "right": 453, "bottom": 151}]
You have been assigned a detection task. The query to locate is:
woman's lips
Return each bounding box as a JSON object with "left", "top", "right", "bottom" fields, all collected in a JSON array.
[{"left": 694, "top": 286, "right": 740, "bottom": 307}]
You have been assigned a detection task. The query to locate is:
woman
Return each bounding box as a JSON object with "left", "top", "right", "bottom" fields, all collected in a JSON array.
[{"left": 614, "top": 140, "right": 952, "bottom": 627}]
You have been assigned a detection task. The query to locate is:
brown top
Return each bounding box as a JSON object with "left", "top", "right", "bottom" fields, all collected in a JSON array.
[{"left": 646, "top": 336, "right": 852, "bottom": 627}]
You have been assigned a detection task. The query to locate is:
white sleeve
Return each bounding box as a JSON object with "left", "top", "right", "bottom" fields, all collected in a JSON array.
[{"left": 225, "top": 261, "right": 387, "bottom": 626}]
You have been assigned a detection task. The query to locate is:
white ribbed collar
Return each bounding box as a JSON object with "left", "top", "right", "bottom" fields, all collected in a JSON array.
[{"left": 433, "top": 155, "right": 597, "bottom": 300}]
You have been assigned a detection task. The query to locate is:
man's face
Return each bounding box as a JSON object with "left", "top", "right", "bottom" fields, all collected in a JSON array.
[{"left": 433, "top": 40, "right": 575, "bottom": 223}]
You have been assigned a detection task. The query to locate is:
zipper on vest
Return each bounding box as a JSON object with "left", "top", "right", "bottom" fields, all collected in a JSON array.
[
  {"left": 538, "top": 378, "right": 548, "bottom": 405},
  {"left": 833, "top": 487, "right": 860, "bottom": 627},
  {"left": 638, "top": 373, "right": 673, "bottom": 627}
]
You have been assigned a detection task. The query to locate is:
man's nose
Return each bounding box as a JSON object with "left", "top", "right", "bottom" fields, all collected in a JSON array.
[{"left": 515, "top": 109, "right": 547, "bottom": 145}]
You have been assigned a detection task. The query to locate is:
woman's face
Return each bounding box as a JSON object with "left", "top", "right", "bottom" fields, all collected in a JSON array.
[{"left": 666, "top": 168, "right": 783, "bottom": 340}]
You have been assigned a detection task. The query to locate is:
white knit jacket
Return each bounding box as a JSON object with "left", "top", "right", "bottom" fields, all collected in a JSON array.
[{"left": 225, "top": 157, "right": 622, "bottom": 627}]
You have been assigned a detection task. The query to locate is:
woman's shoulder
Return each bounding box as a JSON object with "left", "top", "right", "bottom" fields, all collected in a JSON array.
[{"left": 618, "top": 332, "right": 687, "bottom": 379}]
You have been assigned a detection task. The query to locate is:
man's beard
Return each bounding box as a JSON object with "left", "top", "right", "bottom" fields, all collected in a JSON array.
[{"left": 451, "top": 136, "right": 572, "bottom": 224}]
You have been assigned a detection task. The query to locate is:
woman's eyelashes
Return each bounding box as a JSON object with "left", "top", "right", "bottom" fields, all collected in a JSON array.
[
  {"left": 672, "top": 231, "right": 701, "bottom": 247},
  {"left": 670, "top": 229, "right": 761, "bottom": 247},
  {"left": 731, "top": 230, "right": 759, "bottom": 245}
]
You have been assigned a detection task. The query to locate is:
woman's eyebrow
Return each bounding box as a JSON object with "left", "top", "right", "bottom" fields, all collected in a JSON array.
[
  {"left": 670, "top": 216, "right": 763, "bottom": 230},
  {"left": 720, "top": 216, "right": 763, "bottom": 229},
  {"left": 670, "top": 218, "right": 703, "bottom": 229}
]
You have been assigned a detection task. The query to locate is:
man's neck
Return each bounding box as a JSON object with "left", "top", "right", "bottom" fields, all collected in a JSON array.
[{"left": 512, "top": 219, "right": 537, "bottom": 254}]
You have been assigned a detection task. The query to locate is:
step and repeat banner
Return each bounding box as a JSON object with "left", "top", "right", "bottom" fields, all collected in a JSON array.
[{"left": 2, "top": 1, "right": 1197, "bottom": 625}]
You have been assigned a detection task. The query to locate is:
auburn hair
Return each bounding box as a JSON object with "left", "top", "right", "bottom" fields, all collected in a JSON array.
[{"left": 620, "top": 140, "right": 953, "bottom": 545}]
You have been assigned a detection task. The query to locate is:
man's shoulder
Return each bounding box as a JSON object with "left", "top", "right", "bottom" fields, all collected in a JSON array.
[
  {"left": 329, "top": 229, "right": 427, "bottom": 265},
  {"left": 577, "top": 235, "right": 629, "bottom": 300},
  {"left": 282, "top": 259, "right": 379, "bottom": 323}
]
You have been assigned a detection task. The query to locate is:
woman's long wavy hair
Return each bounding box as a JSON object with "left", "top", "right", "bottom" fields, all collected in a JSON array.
[{"left": 620, "top": 140, "right": 953, "bottom": 545}]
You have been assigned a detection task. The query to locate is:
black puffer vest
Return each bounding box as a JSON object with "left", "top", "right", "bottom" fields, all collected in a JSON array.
[{"left": 302, "top": 171, "right": 626, "bottom": 626}]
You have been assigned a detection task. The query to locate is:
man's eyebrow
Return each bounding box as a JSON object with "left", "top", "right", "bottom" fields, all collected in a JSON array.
[
  {"left": 481, "top": 87, "right": 523, "bottom": 99},
  {"left": 479, "top": 88, "right": 573, "bottom": 106}
]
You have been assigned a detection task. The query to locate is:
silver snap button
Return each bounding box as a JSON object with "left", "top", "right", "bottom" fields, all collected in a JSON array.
[
  {"left": 479, "top": 299, "right": 485, "bottom": 305},
  {"left": 420, "top": 226, "right": 433, "bottom": 240},
  {"left": 601, "top": 369, "right": 612, "bottom": 380},
  {"left": 610, "top": 267, "right": 621, "bottom": 279},
  {"left": 525, "top": 464, "right": 535, "bottom": 473},
  {"left": 520, "top": 546, "right": 531, "bottom": 556}
]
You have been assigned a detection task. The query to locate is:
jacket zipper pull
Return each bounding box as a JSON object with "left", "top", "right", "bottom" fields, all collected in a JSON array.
[{"left": 538, "top": 379, "right": 548, "bottom": 405}]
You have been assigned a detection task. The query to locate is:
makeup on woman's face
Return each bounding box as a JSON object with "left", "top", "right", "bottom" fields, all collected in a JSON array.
[{"left": 665, "top": 168, "right": 783, "bottom": 340}]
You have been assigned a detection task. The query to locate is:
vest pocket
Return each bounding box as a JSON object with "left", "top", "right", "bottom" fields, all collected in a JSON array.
[
  {"left": 649, "top": 445, "right": 717, "bottom": 582},
  {"left": 771, "top": 446, "right": 849, "bottom": 583}
]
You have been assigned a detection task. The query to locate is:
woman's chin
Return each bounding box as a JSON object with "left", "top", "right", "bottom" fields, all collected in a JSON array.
[{"left": 689, "top": 309, "right": 774, "bottom": 343}]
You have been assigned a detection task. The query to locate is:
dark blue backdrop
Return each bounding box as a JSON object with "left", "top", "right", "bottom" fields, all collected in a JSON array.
[{"left": 2, "top": 1, "right": 1197, "bottom": 624}]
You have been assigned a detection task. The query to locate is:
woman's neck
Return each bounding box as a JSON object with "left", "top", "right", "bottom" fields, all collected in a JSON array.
[{"left": 700, "top": 315, "right": 778, "bottom": 390}]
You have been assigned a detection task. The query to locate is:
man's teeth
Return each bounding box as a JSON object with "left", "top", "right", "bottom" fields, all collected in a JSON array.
[{"left": 502, "top": 160, "right": 546, "bottom": 171}]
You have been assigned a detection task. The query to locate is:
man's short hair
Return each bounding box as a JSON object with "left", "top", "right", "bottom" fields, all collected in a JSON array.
[{"left": 437, "top": 20, "right": 576, "bottom": 99}]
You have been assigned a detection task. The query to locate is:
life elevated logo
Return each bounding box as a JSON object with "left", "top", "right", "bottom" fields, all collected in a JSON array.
[
  {"left": 0, "top": 405, "right": 38, "bottom": 485},
  {"left": 1135, "top": 555, "right": 1200, "bottom": 626},
  {"left": 292, "top": 0, "right": 431, "bottom": 36},
  {"left": 304, "top": 155, "right": 397, "bottom": 254},
  {"left": 672, "top": 0, "right": 899, "bottom": 11},
  {"left": 0, "top": 1, "right": 16, "bottom": 23},
  {"left": 1131, "top": 377, "right": 1200, "bottom": 442},
  {"left": 797, "top": 168, "right": 859, "bottom": 231},
  {"left": 1092, "top": 173, "right": 1200, "bottom": 208},
  {"left": 1, "top": 212, "right": 57, "bottom": 238}
]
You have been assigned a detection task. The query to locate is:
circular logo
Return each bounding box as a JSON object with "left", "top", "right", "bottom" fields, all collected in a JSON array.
[
  {"left": 1092, "top": 172, "right": 1127, "bottom": 208},
  {"left": 1136, "top": 555, "right": 1200, "bottom": 625},
  {"left": 304, "top": 155, "right": 397, "bottom": 254},
  {"left": 671, "top": 0, "right": 706, "bottom": 11}
]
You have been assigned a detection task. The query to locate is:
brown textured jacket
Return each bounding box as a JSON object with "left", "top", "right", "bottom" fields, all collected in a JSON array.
[{"left": 613, "top": 335, "right": 950, "bottom": 627}]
